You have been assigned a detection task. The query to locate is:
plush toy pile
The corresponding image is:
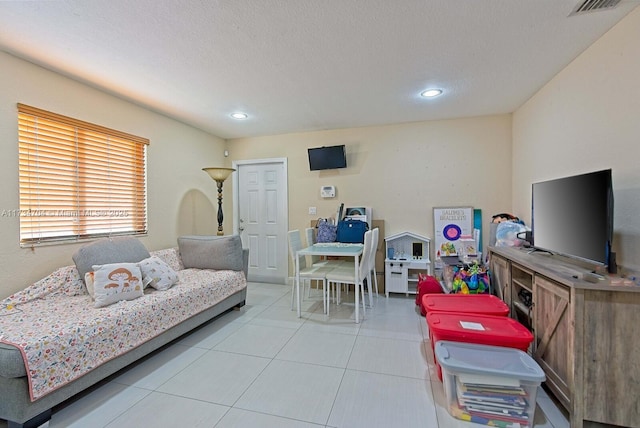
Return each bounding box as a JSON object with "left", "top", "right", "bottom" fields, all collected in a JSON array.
[{"left": 451, "top": 261, "right": 490, "bottom": 294}]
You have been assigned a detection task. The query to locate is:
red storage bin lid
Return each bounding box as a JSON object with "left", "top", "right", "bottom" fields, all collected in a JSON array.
[
  {"left": 426, "top": 312, "right": 533, "bottom": 351},
  {"left": 422, "top": 294, "right": 509, "bottom": 317}
]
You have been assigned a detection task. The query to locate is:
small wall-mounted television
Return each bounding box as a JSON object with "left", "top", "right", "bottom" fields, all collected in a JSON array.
[
  {"left": 531, "top": 169, "right": 614, "bottom": 270},
  {"left": 308, "top": 145, "right": 347, "bottom": 171}
]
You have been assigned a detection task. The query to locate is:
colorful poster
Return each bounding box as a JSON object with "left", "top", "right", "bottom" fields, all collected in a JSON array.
[{"left": 434, "top": 207, "right": 473, "bottom": 259}]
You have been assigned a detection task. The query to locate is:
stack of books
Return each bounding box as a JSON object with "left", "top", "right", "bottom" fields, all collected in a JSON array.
[{"left": 450, "top": 375, "right": 532, "bottom": 428}]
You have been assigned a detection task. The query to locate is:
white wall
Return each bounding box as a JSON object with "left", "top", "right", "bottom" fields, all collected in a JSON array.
[
  {"left": 513, "top": 8, "right": 640, "bottom": 271},
  {"left": 228, "top": 114, "right": 513, "bottom": 259},
  {"left": 0, "top": 52, "right": 228, "bottom": 298}
]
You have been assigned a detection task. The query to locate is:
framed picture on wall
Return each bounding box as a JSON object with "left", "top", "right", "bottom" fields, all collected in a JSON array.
[{"left": 433, "top": 206, "right": 473, "bottom": 260}]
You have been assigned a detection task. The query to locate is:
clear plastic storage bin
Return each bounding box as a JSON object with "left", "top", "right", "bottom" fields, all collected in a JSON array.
[{"left": 435, "top": 340, "right": 545, "bottom": 428}]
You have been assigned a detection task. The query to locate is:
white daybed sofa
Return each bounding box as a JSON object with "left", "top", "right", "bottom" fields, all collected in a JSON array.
[{"left": 0, "top": 235, "right": 248, "bottom": 428}]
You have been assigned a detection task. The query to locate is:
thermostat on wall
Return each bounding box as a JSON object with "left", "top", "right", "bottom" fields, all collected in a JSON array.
[{"left": 320, "top": 185, "right": 336, "bottom": 198}]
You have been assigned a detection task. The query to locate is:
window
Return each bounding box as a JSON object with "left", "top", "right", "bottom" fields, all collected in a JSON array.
[{"left": 17, "top": 103, "right": 148, "bottom": 246}]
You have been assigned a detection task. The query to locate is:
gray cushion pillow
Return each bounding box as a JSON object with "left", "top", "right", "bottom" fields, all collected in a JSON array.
[
  {"left": 72, "top": 237, "right": 150, "bottom": 282},
  {"left": 178, "top": 235, "right": 243, "bottom": 271}
]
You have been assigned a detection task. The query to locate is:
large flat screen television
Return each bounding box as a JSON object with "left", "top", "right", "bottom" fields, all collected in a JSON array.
[
  {"left": 531, "top": 169, "right": 614, "bottom": 270},
  {"left": 308, "top": 145, "right": 347, "bottom": 171}
]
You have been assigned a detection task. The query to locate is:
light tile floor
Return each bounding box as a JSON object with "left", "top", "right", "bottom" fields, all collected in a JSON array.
[{"left": 1, "top": 282, "right": 570, "bottom": 428}]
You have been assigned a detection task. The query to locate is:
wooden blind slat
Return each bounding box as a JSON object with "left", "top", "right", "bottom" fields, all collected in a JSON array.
[
  {"left": 18, "top": 104, "right": 149, "bottom": 145},
  {"left": 17, "top": 104, "right": 148, "bottom": 245}
]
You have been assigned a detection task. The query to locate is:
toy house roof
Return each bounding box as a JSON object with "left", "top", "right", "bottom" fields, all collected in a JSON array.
[{"left": 384, "top": 231, "right": 430, "bottom": 243}]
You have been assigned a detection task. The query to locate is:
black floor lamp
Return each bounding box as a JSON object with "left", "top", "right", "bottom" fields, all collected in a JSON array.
[{"left": 202, "top": 167, "right": 236, "bottom": 235}]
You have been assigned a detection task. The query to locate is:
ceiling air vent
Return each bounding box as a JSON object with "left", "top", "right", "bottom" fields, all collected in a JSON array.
[{"left": 569, "top": 0, "right": 622, "bottom": 16}]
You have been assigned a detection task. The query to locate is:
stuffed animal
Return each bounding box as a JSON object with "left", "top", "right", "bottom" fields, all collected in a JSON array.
[
  {"left": 451, "top": 262, "right": 489, "bottom": 294},
  {"left": 491, "top": 213, "right": 521, "bottom": 224}
]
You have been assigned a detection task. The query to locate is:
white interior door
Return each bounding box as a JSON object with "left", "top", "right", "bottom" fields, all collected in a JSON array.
[{"left": 232, "top": 158, "right": 288, "bottom": 284}]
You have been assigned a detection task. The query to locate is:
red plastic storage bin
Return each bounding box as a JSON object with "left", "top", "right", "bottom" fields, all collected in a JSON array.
[
  {"left": 422, "top": 294, "right": 510, "bottom": 340},
  {"left": 422, "top": 294, "right": 510, "bottom": 317},
  {"left": 426, "top": 312, "right": 534, "bottom": 380}
]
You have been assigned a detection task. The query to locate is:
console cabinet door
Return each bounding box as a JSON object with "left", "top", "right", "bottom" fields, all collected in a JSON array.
[
  {"left": 489, "top": 254, "right": 511, "bottom": 310},
  {"left": 582, "top": 290, "right": 640, "bottom": 427},
  {"left": 533, "top": 276, "right": 571, "bottom": 410}
]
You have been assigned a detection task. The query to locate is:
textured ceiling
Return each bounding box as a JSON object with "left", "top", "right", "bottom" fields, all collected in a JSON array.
[{"left": 0, "top": 0, "right": 638, "bottom": 139}]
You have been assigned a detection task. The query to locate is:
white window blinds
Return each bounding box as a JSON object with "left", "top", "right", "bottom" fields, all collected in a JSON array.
[{"left": 17, "top": 103, "right": 148, "bottom": 246}]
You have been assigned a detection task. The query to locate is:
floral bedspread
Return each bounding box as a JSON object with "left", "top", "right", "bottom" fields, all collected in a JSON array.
[{"left": 0, "top": 248, "right": 246, "bottom": 401}]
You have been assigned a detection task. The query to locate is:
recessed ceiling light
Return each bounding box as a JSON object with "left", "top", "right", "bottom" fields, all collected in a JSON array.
[
  {"left": 230, "top": 112, "right": 248, "bottom": 120},
  {"left": 420, "top": 89, "right": 443, "bottom": 98}
]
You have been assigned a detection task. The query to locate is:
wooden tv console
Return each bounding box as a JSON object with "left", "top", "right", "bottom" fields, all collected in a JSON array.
[{"left": 489, "top": 246, "right": 640, "bottom": 428}]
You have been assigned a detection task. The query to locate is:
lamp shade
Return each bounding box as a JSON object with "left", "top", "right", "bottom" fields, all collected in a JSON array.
[{"left": 202, "top": 167, "right": 235, "bottom": 182}]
